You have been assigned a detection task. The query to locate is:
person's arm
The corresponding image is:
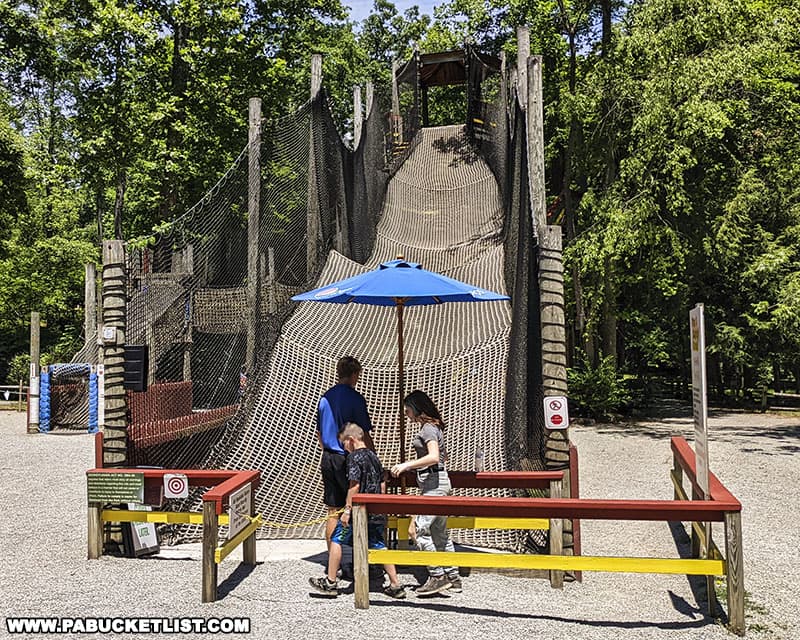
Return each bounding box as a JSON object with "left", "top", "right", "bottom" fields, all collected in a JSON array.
[
  {"left": 340, "top": 480, "right": 360, "bottom": 526},
  {"left": 390, "top": 439, "right": 439, "bottom": 477}
]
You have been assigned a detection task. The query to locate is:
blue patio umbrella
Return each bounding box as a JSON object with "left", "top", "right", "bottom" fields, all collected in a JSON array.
[{"left": 292, "top": 258, "right": 510, "bottom": 461}]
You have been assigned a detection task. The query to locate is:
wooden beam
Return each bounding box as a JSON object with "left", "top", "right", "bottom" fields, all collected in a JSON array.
[
  {"left": 246, "top": 96, "right": 262, "bottom": 375},
  {"left": 353, "top": 505, "right": 370, "bottom": 609},
  {"left": 352, "top": 494, "right": 736, "bottom": 521},
  {"left": 202, "top": 501, "right": 218, "bottom": 602},
  {"left": 387, "top": 470, "right": 563, "bottom": 490},
  {"left": 549, "top": 478, "right": 564, "bottom": 588},
  {"left": 724, "top": 511, "right": 745, "bottom": 635},
  {"left": 215, "top": 516, "right": 262, "bottom": 564},
  {"left": 242, "top": 484, "right": 257, "bottom": 566},
  {"left": 101, "top": 510, "right": 231, "bottom": 526},
  {"left": 353, "top": 85, "right": 363, "bottom": 149},
  {"left": 101, "top": 240, "right": 127, "bottom": 466},
  {"left": 368, "top": 550, "right": 725, "bottom": 576},
  {"left": 88, "top": 503, "right": 103, "bottom": 559},
  {"left": 84, "top": 263, "right": 97, "bottom": 342},
  {"left": 516, "top": 26, "right": 530, "bottom": 109},
  {"left": 670, "top": 437, "right": 741, "bottom": 508},
  {"left": 528, "top": 56, "right": 547, "bottom": 235}
]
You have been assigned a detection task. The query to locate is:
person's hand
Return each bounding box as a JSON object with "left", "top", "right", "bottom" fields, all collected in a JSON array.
[
  {"left": 340, "top": 508, "right": 351, "bottom": 526},
  {"left": 390, "top": 462, "right": 409, "bottom": 477}
]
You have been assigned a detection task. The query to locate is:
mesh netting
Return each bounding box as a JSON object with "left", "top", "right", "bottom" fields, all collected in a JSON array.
[{"left": 109, "top": 49, "right": 556, "bottom": 552}]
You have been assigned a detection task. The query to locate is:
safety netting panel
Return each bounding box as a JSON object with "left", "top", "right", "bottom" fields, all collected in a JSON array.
[{"left": 204, "top": 125, "right": 528, "bottom": 549}]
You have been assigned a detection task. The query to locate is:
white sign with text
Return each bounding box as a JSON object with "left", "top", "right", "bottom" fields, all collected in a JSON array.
[
  {"left": 690, "top": 304, "right": 710, "bottom": 498},
  {"left": 543, "top": 396, "right": 569, "bottom": 430},
  {"left": 228, "top": 485, "right": 252, "bottom": 540}
]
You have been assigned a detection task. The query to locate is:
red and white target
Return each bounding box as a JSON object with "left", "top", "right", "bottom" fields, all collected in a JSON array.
[{"left": 164, "top": 473, "right": 189, "bottom": 499}]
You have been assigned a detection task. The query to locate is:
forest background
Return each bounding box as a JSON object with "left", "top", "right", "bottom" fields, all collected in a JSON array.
[{"left": 1, "top": 0, "right": 798, "bottom": 417}]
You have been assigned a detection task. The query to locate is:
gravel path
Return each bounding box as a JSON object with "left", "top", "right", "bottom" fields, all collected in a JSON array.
[{"left": 1, "top": 406, "right": 797, "bottom": 639}]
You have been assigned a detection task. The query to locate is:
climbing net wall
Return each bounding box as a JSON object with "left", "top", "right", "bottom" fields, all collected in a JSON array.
[{"left": 119, "top": 48, "right": 554, "bottom": 552}]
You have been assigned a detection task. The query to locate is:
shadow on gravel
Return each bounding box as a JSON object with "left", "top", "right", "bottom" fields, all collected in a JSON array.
[
  {"left": 216, "top": 562, "right": 261, "bottom": 600},
  {"left": 371, "top": 599, "right": 718, "bottom": 629},
  {"left": 666, "top": 521, "right": 727, "bottom": 625}
]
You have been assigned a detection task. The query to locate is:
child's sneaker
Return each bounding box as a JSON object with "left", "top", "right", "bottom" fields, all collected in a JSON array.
[
  {"left": 308, "top": 576, "right": 338, "bottom": 597},
  {"left": 415, "top": 574, "right": 451, "bottom": 596},
  {"left": 383, "top": 584, "right": 406, "bottom": 599},
  {"left": 447, "top": 576, "right": 463, "bottom": 593}
]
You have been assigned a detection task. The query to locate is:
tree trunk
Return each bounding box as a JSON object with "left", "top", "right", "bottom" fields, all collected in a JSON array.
[{"left": 113, "top": 170, "right": 126, "bottom": 241}]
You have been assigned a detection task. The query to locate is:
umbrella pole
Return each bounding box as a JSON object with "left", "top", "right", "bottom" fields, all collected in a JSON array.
[{"left": 396, "top": 302, "right": 405, "bottom": 464}]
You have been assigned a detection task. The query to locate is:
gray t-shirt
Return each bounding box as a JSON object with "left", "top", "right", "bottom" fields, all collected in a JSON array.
[{"left": 411, "top": 422, "right": 446, "bottom": 467}]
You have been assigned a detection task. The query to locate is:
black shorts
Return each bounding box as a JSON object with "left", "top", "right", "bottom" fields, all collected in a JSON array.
[{"left": 321, "top": 450, "right": 348, "bottom": 509}]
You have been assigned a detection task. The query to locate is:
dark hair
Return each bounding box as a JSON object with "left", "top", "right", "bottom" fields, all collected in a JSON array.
[
  {"left": 336, "top": 356, "right": 362, "bottom": 381},
  {"left": 404, "top": 390, "right": 445, "bottom": 430}
]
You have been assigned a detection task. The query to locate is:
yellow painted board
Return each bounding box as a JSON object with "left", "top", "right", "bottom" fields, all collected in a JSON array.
[
  {"left": 215, "top": 515, "right": 262, "bottom": 564},
  {"left": 388, "top": 516, "right": 548, "bottom": 540},
  {"left": 368, "top": 550, "right": 726, "bottom": 576},
  {"left": 101, "top": 510, "right": 230, "bottom": 526}
]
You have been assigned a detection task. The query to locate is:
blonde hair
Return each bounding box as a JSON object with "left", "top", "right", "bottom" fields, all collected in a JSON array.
[{"left": 339, "top": 422, "right": 364, "bottom": 443}]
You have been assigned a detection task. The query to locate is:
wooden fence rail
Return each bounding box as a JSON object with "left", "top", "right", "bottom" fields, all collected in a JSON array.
[{"left": 352, "top": 438, "right": 744, "bottom": 635}]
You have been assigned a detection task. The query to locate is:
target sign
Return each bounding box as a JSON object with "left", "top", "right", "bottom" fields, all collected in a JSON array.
[
  {"left": 164, "top": 474, "right": 189, "bottom": 499},
  {"left": 544, "top": 396, "right": 569, "bottom": 430}
]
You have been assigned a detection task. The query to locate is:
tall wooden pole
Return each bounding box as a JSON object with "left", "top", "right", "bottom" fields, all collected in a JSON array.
[
  {"left": 516, "top": 26, "right": 530, "bottom": 110},
  {"left": 528, "top": 56, "right": 548, "bottom": 234},
  {"left": 353, "top": 85, "right": 363, "bottom": 149},
  {"left": 247, "top": 97, "right": 262, "bottom": 375},
  {"left": 307, "top": 54, "right": 322, "bottom": 281},
  {"left": 84, "top": 263, "right": 97, "bottom": 342},
  {"left": 366, "top": 82, "right": 374, "bottom": 117},
  {"left": 28, "top": 311, "right": 40, "bottom": 433},
  {"left": 101, "top": 240, "right": 127, "bottom": 466}
]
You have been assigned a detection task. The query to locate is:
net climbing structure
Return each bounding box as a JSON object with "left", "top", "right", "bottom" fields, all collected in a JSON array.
[{"left": 92, "top": 43, "right": 570, "bottom": 550}]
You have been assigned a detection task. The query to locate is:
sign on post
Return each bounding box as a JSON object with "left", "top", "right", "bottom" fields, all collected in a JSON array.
[
  {"left": 87, "top": 472, "right": 144, "bottom": 504},
  {"left": 228, "top": 484, "right": 252, "bottom": 540},
  {"left": 689, "top": 304, "right": 710, "bottom": 497},
  {"left": 163, "top": 473, "right": 189, "bottom": 499},
  {"left": 543, "top": 396, "right": 569, "bottom": 430}
]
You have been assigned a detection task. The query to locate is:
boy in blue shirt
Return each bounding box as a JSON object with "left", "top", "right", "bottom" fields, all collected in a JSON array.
[
  {"left": 317, "top": 356, "right": 374, "bottom": 551},
  {"left": 309, "top": 423, "right": 404, "bottom": 599}
]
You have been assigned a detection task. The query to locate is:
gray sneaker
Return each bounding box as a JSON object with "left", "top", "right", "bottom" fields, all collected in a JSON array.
[
  {"left": 309, "top": 576, "right": 338, "bottom": 597},
  {"left": 447, "top": 576, "right": 463, "bottom": 593},
  {"left": 416, "top": 575, "right": 452, "bottom": 596}
]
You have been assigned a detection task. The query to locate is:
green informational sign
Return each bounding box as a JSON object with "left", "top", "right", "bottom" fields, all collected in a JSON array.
[{"left": 87, "top": 472, "right": 144, "bottom": 504}]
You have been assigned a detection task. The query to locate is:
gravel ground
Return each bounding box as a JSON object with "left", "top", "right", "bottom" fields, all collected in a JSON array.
[{"left": 1, "top": 405, "right": 797, "bottom": 640}]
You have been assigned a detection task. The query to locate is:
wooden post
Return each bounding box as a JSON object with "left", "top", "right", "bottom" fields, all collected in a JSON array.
[
  {"left": 101, "top": 240, "right": 127, "bottom": 466},
  {"left": 243, "top": 483, "right": 256, "bottom": 565},
  {"left": 540, "top": 226, "right": 570, "bottom": 470},
  {"left": 527, "top": 56, "right": 548, "bottom": 233},
  {"left": 307, "top": 54, "right": 322, "bottom": 281},
  {"left": 266, "top": 248, "right": 277, "bottom": 314},
  {"left": 353, "top": 85, "right": 363, "bottom": 149},
  {"left": 724, "top": 511, "right": 745, "bottom": 635},
  {"left": 17, "top": 379, "right": 23, "bottom": 412},
  {"left": 202, "top": 501, "right": 219, "bottom": 603},
  {"left": 672, "top": 451, "right": 683, "bottom": 500},
  {"left": 246, "top": 97, "right": 262, "bottom": 375},
  {"left": 421, "top": 84, "right": 429, "bottom": 127},
  {"left": 88, "top": 503, "right": 103, "bottom": 559},
  {"left": 84, "top": 263, "right": 97, "bottom": 342},
  {"left": 28, "top": 311, "right": 40, "bottom": 433},
  {"left": 145, "top": 324, "right": 156, "bottom": 386},
  {"left": 353, "top": 505, "right": 370, "bottom": 609},
  {"left": 391, "top": 59, "right": 402, "bottom": 145},
  {"left": 516, "top": 26, "right": 530, "bottom": 110},
  {"left": 366, "top": 82, "right": 374, "bottom": 117},
  {"left": 691, "top": 486, "right": 701, "bottom": 559},
  {"left": 548, "top": 478, "right": 564, "bottom": 589}
]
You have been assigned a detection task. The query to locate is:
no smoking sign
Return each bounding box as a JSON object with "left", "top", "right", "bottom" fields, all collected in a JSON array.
[{"left": 543, "top": 396, "right": 569, "bottom": 430}]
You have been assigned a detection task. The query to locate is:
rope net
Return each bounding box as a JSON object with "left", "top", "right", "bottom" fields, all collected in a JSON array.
[{"left": 112, "top": 48, "right": 552, "bottom": 552}]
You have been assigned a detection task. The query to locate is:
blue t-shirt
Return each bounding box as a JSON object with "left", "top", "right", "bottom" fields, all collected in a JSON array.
[{"left": 317, "top": 384, "right": 372, "bottom": 454}]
